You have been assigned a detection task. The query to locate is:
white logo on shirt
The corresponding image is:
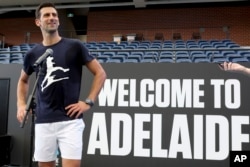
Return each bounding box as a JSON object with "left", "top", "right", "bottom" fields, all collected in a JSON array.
[{"left": 41, "top": 56, "right": 69, "bottom": 92}]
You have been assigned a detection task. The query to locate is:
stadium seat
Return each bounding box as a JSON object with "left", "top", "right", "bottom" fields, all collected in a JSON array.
[
  {"left": 144, "top": 51, "right": 159, "bottom": 60},
  {"left": 141, "top": 57, "right": 156, "bottom": 63},
  {"left": 158, "top": 57, "right": 174, "bottom": 63},
  {"left": 231, "top": 57, "right": 248, "bottom": 63},
  {"left": 124, "top": 58, "right": 139, "bottom": 63},
  {"left": 10, "top": 58, "right": 24, "bottom": 64},
  {"left": 190, "top": 51, "right": 210, "bottom": 63},
  {"left": 127, "top": 55, "right": 141, "bottom": 62},
  {"left": 124, "top": 45, "right": 137, "bottom": 50},
  {"left": 175, "top": 57, "right": 192, "bottom": 63},
  {"left": 0, "top": 53, "right": 10, "bottom": 64},
  {"left": 90, "top": 51, "right": 101, "bottom": 58},
  {"left": 149, "top": 44, "right": 162, "bottom": 49},
  {"left": 137, "top": 45, "right": 149, "bottom": 49},
  {"left": 96, "top": 56, "right": 109, "bottom": 63},
  {"left": 100, "top": 46, "right": 112, "bottom": 50},
  {"left": 187, "top": 44, "right": 199, "bottom": 49},
  {"left": 207, "top": 52, "right": 229, "bottom": 63},
  {"left": 162, "top": 43, "right": 174, "bottom": 49},
  {"left": 175, "top": 51, "right": 190, "bottom": 58},
  {"left": 116, "top": 52, "right": 130, "bottom": 58},
  {"left": 237, "top": 50, "right": 250, "bottom": 60},
  {"left": 130, "top": 51, "right": 144, "bottom": 57},
  {"left": 159, "top": 51, "right": 173, "bottom": 58},
  {"left": 112, "top": 45, "right": 125, "bottom": 49},
  {"left": 10, "top": 45, "right": 21, "bottom": 51},
  {"left": 101, "top": 51, "right": 116, "bottom": 57},
  {"left": 110, "top": 55, "right": 126, "bottom": 62},
  {"left": 106, "top": 57, "right": 123, "bottom": 63}
]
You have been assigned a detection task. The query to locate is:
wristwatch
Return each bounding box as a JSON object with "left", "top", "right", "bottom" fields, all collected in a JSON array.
[{"left": 85, "top": 98, "right": 94, "bottom": 107}]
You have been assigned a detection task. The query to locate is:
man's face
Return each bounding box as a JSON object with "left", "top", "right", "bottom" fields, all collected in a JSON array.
[{"left": 35, "top": 7, "right": 60, "bottom": 33}]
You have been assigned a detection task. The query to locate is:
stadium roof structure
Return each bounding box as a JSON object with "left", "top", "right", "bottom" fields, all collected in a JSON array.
[{"left": 0, "top": 0, "right": 247, "bottom": 14}]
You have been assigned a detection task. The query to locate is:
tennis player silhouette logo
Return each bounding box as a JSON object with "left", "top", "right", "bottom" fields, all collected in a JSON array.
[{"left": 41, "top": 56, "right": 69, "bottom": 92}]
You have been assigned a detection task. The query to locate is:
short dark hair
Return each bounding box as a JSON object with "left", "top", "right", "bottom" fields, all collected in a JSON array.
[{"left": 35, "top": 2, "right": 57, "bottom": 19}]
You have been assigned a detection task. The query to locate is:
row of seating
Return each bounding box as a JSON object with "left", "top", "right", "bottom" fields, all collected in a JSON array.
[
  {"left": 0, "top": 52, "right": 24, "bottom": 64},
  {"left": 0, "top": 43, "right": 35, "bottom": 64},
  {"left": 0, "top": 40, "right": 249, "bottom": 64},
  {"left": 95, "top": 50, "right": 250, "bottom": 63},
  {"left": 0, "top": 43, "right": 36, "bottom": 52},
  {"left": 84, "top": 39, "right": 240, "bottom": 50}
]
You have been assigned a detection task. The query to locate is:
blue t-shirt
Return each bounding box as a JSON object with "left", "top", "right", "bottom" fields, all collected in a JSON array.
[{"left": 23, "top": 38, "right": 94, "bottom": 123}]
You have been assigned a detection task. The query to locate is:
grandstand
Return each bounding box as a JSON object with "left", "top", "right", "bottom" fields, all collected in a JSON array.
[
  {"left": 0, "top": 1, "right": 250, "bottom": 64},
  {"left": 1, "top": 39, "right": 250, "bottom": 64},
  {"left": 85, "top": 39, "right": 250, "bottom": 63}
]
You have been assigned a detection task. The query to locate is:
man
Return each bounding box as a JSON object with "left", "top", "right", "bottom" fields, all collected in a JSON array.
[{"left": 16, "top": 2, "right": 106, "bottom": 167}]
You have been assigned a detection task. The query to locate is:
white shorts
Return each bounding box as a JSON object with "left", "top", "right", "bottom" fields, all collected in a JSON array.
[{"left": 34, "top": 119, "right": 85, "bottom": 162}]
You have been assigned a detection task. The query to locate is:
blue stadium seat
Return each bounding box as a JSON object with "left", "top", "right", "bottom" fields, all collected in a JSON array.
[
  {"left": 200, "top": 44, "right": 213, "bottom": 49},
  {"left": 96, "top": 56, "right": 109, "bottom": 63},
  {"left": 175, "top": 51, "right": 190, "bottom": 58},
  {"left": 113, "top": 45, "right": 125, "bottom": 49},
  {"left": 159, "top": 51, "right": 173, "bottom": 58},
  {"left": 142, "top": 55, "right": 157, "bottom": 62},
  {"left": 99, "top": 41, "right": 108, "bottom": 45},
  {"left": 90, "top": 51, "right": 101, "bottom": 58},
  {"left": 175, "top": 44, "right": 186, "bottom": 48},
  {"left": 10, "top": 45, "right": 21, "bottom": 51},
  {"left": 214, "top": 44, "right": 228, "bottom": 49},
  {"left": 190, "top": 51, "right": 210, "bottom": 63},
  {"left": 116, "top": 51, "right": 130, "bottom": 57},
  {"left": 88, "top": 46, "right": 99, "bottom": 50},
  {"left": 237, "top": 50, "right": 250, "bottom": 60},
  {"left": 101, "top": 51, "right": 116, "bottom": 57},
  {"left": 124, "top": 45, "right": 137, "bottom": 50},
  {"left": 144, "top": 51, "right": 159, "bottom": 60},
  {"left": 127, "top": 43, "right": 138, "bottom": 49},
  {"left": 175, "top": 57, "right": 192, "bottom": 63},
  {"left": 158, "top": 57, "right": 174, "bottom": 63},
  {"left": 231, "top": 57, "right": 248, "bottom": 63},
  {"left": 106, "top": 57, "right": 123, "bottom": 63},
  {"left": 189, "top": 51, "right": 205, "bottom": 56},
  {"left": 19, "top": 44, "right": 31, "bottom": 52},
  {"left": 110, "top": 55, "right": 126, "bottom": 62},
  {"left": 130, "top": 51, "right": 144, "bottom": 58},
  {"left": 116, "top": 42, "right": 128, "bottom": 48},
  {"left": 100, "top": 46, "right": 112, "bottom": 50},
  {"left": 162, "top": 43, "right": 174, "bottom": 49},
  {"left": 141, "top": 57, "right": 156, "bottom": 63},
  {"left": 149, "top": 44, "right": 161, "bottom": 49},
  {"left": 105, "top": 44, "right": 116, "bottom": 49},
  {"left": 127, "top": 55, "right": 141, "bottom": 62},
  {"left": 10, "top": 53, "right": 24, "bottom": 64},
  {"left": 208, "top": 52, "right": 229, "bottom": 63},
  {"left": 137, "top": 45, "right": 149, "bottom": 49},
  {"left": 141, "top": 40, "right": 151, "bottom": 45},
  {"left": 221, "top": 50, "right": 243, "bottom": 61},
  {"left": 187, "top": 44, "right": 200, "bottom": 49},
  {"left": 130, "top": 41, "right": 140, "bottom": 45},
  {"left": 87, "top": 41, "right": 97, "bottom": 45},
  {"left": 10, "top": 58, "right": 24, "bottom": 64},
  {"left": 0, "top": 58, "right": 10, "bottom": 64},
  {"left": 124, "top": 58, "right": 139, "bottom": 63},
  {"left": 0, "top": 53, "right": 10, "bottom": 64}
]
